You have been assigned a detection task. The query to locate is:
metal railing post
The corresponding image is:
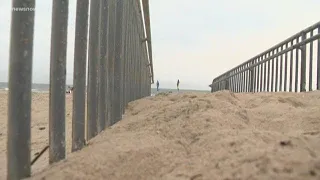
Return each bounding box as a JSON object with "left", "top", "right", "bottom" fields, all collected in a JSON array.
[
  {"left": 289, "top": 40, "right": 294, "bottom": 92},
  {"left": 240, "top": 66, "right": 245, "bottom": 92},
  {"left": 72, "top": 0, "right": 89, "bottom": 152},
  {"left": 256, "top": 58, "right": 260, "bottom": 92},
  {"left": 295, "top": 37, "right": 299, "bottom": 92},
  {"left": 275, "top": 48, "right": 279, "bottom": 92},
  {"left": 105, "top": 1, "right": 112, "bottom": 127},
  {"left": 230, "top": 75, "right": 233, "bottom": 91},
  {"left": 133, "top": 8, "right": 138, "bottom": 100},
  {"left": 225, "top": 74, "right": 229, "bottom": 90},
  {"left": 119, "top": 1, "right": 126, "bottom": 117},
  {"left": 114, "top": 0, "right": 124, "bottom": 122},
  {"left": 284, "top": 43, "right": 288, "bottom": 91},
  {"left": 107, "top": 0, "right": 116, "bottom": 125},
  {"left": 87, "top": 0, "right": 100, "bottom": 139},
  {"left": 317, "top": 26, "right": 320, "bottom": 90},
  {"left": 267, "top": 53, "right": 271, "bottom": 91},
  {"left": 123, "top": 0, "right": 129, "bottom": 112},
  {"left": 129, "top": 5, "right": 133, "bottom": 102},
  {"left": 49, "top": 0, "right": 69, "bottom": 164},
  {"left": 309, "top": 31, "right": 313, "bottom": 91},
  {"left": 127, "top": 3, "right": 132, "bottom": 102},
  {"left": 136, "top": 3, "right": 142, "bottom": 99},
  {"left": 263, "top": 55, "right": 267, "bottom": 92},
  {"left": 98, "top": 0, "right": 109, "bottom": 131},
  {"left": 7, "top": 0, "right": 35, "bottom": 178},
  {"left": 279, "top": 46, "right": 283, "bottom": 91},
  {"left": 271, "top": 52, "right": 275, "bottom": 92},
  {"left": 300, "top": 31, "right": 307, "bottom": 92},
  {"left": 250, "top": 60, "right": 255, "bottom": 92},
  {"left": 248, "top": 65, "right": 251, "bottom": 92}
]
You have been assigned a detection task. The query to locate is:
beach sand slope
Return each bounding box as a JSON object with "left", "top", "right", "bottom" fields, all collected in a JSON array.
[{"left": 1, "top": 90, "right": 320, "bottom": 180}]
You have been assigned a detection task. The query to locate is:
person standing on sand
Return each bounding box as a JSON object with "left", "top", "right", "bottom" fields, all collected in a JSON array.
[
  {"left": 177, "top": 79, "right": 180, "bottom": 91},
  {"left": 66, "top": 86, "right": 73, "bottom": 94},
  {"left": 156, "top": 80, "right": 160, "bottom": 91}
]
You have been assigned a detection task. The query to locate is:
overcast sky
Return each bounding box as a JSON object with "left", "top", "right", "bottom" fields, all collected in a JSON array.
[{"left": 1, "top": 0, "right": 320, "bottom": 90}]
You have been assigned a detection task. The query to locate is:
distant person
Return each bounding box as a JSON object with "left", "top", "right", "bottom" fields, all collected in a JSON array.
[
  {"left": 177, "top": 79, "right": 180, "bottom": 91},
  {"left": 66, "top": 86, "right": 73, "bottom": 94},
  {"left": 156, "top": 80, "right": 160, "bottom": 91}
]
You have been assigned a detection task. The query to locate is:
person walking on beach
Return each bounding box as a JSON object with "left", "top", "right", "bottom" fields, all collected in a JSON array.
[
  {"left": 156, "top": 80, "right": 160, "bottom": 91},
  {"left": 177, "top": 79, "right": 180, "bottom": 91}
]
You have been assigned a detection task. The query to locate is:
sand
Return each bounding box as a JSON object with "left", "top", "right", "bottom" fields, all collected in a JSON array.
[
  {"left": 0, "top": 91, "right": 74, "bottom": 179},
  {"left": 0, "top": 90, "right": 320, "bottom": 180}
]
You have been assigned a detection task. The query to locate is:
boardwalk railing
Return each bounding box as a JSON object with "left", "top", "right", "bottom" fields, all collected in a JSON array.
[
  {"left": 7, "top": 0, "right": 153, "bottom": 179},
  {"left": 210, "top": 21, "right": 320, "bottom": 93}
]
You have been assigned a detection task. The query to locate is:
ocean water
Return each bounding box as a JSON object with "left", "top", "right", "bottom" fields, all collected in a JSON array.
[
  {"left": 0, "top": 82, "right": 51, "bottom": 92},
  {"left": 0, "top": 82, "right": 209, "bottom": 95}
]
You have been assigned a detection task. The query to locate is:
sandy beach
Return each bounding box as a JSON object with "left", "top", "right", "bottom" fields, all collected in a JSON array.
[
  {"left": 0, "top": 91, "right": 74, "bottom": 179},
  {"left": 0, "top": 90, "right": 320, "bottom": 180}
]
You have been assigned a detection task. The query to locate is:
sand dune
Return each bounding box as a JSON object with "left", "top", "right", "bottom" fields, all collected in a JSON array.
[{"left": 1, "top": 90, "right": 320, "bottom": 180}]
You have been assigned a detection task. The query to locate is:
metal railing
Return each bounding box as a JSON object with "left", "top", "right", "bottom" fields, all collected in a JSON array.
[
  {"left": 7, "top": 0, "right": 153, "bottom": 179},
  {"left": 210, "top": 21, "right": 320, "bottom": 93}
]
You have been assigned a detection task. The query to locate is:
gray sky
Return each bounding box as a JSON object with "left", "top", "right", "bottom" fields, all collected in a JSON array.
[{"left": 1, "top": 0, "right": 320, "bottom": 90}]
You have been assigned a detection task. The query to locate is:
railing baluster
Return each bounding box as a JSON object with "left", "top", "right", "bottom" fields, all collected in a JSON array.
[
  {"left": 284, "top": 43, "right": 288, "bottom": 92},
  {"left": 271, "top": 51, "right": 275, "bottom": 92},
  {"left": 267, "top": 52, "right": 271, "bottom": 91},
  {"left": 250, "top": 60, "right": 255, "bottom": 92},
  {"left": 87, "top": 0, "right": 100, "bottom": 139},
  {"left": 8, "top": 0, "right": 35, "bottom": 178},
  {"left": 259, "top": 59, "right": 263, "bottom": 92},
  {"left": 263, "top": 55, "right": 267, "bottom": 92},
  {"left": 49, "top": 0, "right": 69, "bottom": 164},
  {"left": 275, "top": 48, "right": 279, "bottom": 92},
  {"left": 72, "top": 0, "right": 89, "bottom": 152},
  {"left": 309, "top": 31, "right": 313, "bottom": 91},
  {"left": 300, "top": 32, "right": 307, "bottom": 92},
  {"left": 280, "top": 46, "right": 283, "bottom": 91},
  {"left": 98, "top": 0, "right": 108, "bottom": 131},
  {"left": 114, "top": 0, "right": 124, "bottom": 122},
  {"left": 108, "top": 0, "right": 116, "bottom": 125},
  {"left": 317, "top": 26, "right": 320, "bottom": 90},
  {"left": 289, "top": 40, "right": 294, "bottom": 92},
  {"left": 295, "top": 37, "right": 299, "bottom": 92}
]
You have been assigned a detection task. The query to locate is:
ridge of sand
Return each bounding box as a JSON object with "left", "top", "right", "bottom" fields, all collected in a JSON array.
[{"left": 1, "top": 90, "right": 320, "bottom": 180}]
